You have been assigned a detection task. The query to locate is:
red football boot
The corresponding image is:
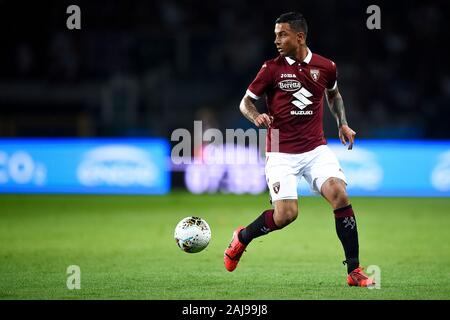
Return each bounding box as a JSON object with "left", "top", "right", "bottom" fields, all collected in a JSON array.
[
  {"left": 224, "top": 227, "right": 247, "bottom": 272},
  {"left": 347, "top": 266, "right": 376, "bottom": 287}
]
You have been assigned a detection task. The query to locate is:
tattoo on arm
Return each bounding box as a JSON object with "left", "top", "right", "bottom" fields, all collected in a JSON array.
[
  {"left": 328, "top": 91, "right": 348, "bottom": 127},
  {"left": 240, "top": 96, "right": 260, "bottom": 123}
]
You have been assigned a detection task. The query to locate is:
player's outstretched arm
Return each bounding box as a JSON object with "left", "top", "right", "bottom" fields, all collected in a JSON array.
[
  {"left": 239, "top": 94, "right": 273, "bottom": 128},
  {"left": 326, "top": 87, "right": 356, "bottom": 150}
]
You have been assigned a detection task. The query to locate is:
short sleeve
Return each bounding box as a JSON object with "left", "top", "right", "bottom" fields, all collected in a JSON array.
[
  {"left": 247, "top": 63, "right": 273, "bottom": 100},
  {"left": 326, "top": 60, "right": 338, "bottom": 91}
]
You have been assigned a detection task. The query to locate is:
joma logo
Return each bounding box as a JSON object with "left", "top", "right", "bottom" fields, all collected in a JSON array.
[{"left": 280, "top": 74, "right": 297, "bottom": 78}]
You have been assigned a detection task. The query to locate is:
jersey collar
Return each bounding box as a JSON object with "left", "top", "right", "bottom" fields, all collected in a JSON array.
[{"left": 285, "top": 47, "right": 312, "bottom": 65}]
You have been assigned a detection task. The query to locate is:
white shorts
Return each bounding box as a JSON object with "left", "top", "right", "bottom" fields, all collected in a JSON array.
[{"left": 265, "top": 145, "right": 347, "bottom": 202}]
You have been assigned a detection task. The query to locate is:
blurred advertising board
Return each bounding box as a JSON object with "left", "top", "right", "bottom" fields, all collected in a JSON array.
[
  {"left": 0, "top": 138, "right": 170, "bottom": 194},
  {"left": 180, "top": 140, "right": 450, "bottom": 197}
]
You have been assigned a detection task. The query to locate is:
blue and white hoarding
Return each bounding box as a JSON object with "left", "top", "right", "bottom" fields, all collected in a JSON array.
[
  {"left": 182, "top": 140, "right": 450, "bottom": 197},
  {"left": 0, "top": 139, "right": 170, "bottom": 194},
  {"left": 300, "top": 140, "right": 450, "bottom": 197},
  {"left": 1, "top": 138, "right": 449, "bottom": 196}
]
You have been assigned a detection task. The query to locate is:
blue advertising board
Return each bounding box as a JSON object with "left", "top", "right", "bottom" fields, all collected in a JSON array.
[
  {"left": 1, "top": 139, "right": 449, "bottom": 196},
  {"left": 297, "top": 140, "right": 450, "bottom": 197},
  {"left": 0, "top": 138, "right": 170, "bottom": 194},
  {"left": 181, "top": 140, "right": 450, "bottom": 197}
]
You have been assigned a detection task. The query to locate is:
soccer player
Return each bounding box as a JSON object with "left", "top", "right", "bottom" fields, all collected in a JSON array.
[{"left": 224, "top": 12, "right": 375, "bottom": 287}]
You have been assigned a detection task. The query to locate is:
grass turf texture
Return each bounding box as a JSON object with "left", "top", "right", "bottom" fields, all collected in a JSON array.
[{"left": 0, "top": 192, "right": 449, "bottom": 300}]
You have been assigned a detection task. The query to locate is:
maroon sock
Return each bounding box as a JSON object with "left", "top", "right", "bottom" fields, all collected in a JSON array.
[
  {"left": 238, "top": 209, "right": 279, "bottom": 245},
  {"left": 334, "top": 204, "right": 360, "bottom": 273}
]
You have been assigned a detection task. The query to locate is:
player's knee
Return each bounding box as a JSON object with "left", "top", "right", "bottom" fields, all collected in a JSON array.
[
  {"left": 275, "top": 206, "right": 298, "bottom": 227},
  {"left": 332, "top": 191, "right": 349, "bottom": 209},
  {"left": 283, "top": 207, "right": 298, "bottom": 224},
  {"left": 325, "top": 178, "right": 349, "bottom": 208},
  {"left": 336, "top": 193, "right": 349, "bottom": 209}
]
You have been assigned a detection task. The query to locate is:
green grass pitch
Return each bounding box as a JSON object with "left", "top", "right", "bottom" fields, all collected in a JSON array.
[{"left": 1, "top": 192, "right": 449, "bottom": 299}]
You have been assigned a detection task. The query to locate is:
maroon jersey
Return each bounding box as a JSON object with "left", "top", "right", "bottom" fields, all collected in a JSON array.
[{"left": 247, "top": 48, "right": 337, "bottom": 153}]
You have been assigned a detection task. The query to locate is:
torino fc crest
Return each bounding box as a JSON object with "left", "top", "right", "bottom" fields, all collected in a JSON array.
[
  {"left": 310, "top": 69, "right": 320, "bottom": 82},
  {"left": 273, "top": 182, "right": 280, "bottom": 194}
]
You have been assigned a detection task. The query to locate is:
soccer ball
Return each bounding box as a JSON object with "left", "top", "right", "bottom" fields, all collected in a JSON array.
[{"left": 174, "top": 216, "right": 211, "bottom": 253}]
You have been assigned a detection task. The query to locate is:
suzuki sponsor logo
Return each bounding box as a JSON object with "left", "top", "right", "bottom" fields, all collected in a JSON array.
[
  {"left": 77, "top": 145, "right": 159, "bottom": 187},
  {"left": 279, "top": 80, "right": 301, "bottom": 91},
  {"left": 291, "top": 86, "right": 314, "bottom": 115},
  {"left": 290, "top": 110, "right": 313, "bottom": 115},
  {"left": 292, "top": 87, "right": 313, "bottom": 109}
]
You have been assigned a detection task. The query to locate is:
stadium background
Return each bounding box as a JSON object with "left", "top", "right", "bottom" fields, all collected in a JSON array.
[{"left": 1, "top": 0, "right": 449, "bottom": 300}]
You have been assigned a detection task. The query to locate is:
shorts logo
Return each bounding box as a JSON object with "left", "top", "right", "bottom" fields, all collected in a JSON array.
[
  {"left": 273, "top": 182, "right": 280, "bottom": 194},
  {"left": 310, "top": 69, "right": 320, "bottom": 81}
]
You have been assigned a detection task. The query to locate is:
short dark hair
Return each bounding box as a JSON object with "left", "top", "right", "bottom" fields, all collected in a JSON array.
[{"left": 275, "top": 12, "right": 308, "bottom": 35}]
